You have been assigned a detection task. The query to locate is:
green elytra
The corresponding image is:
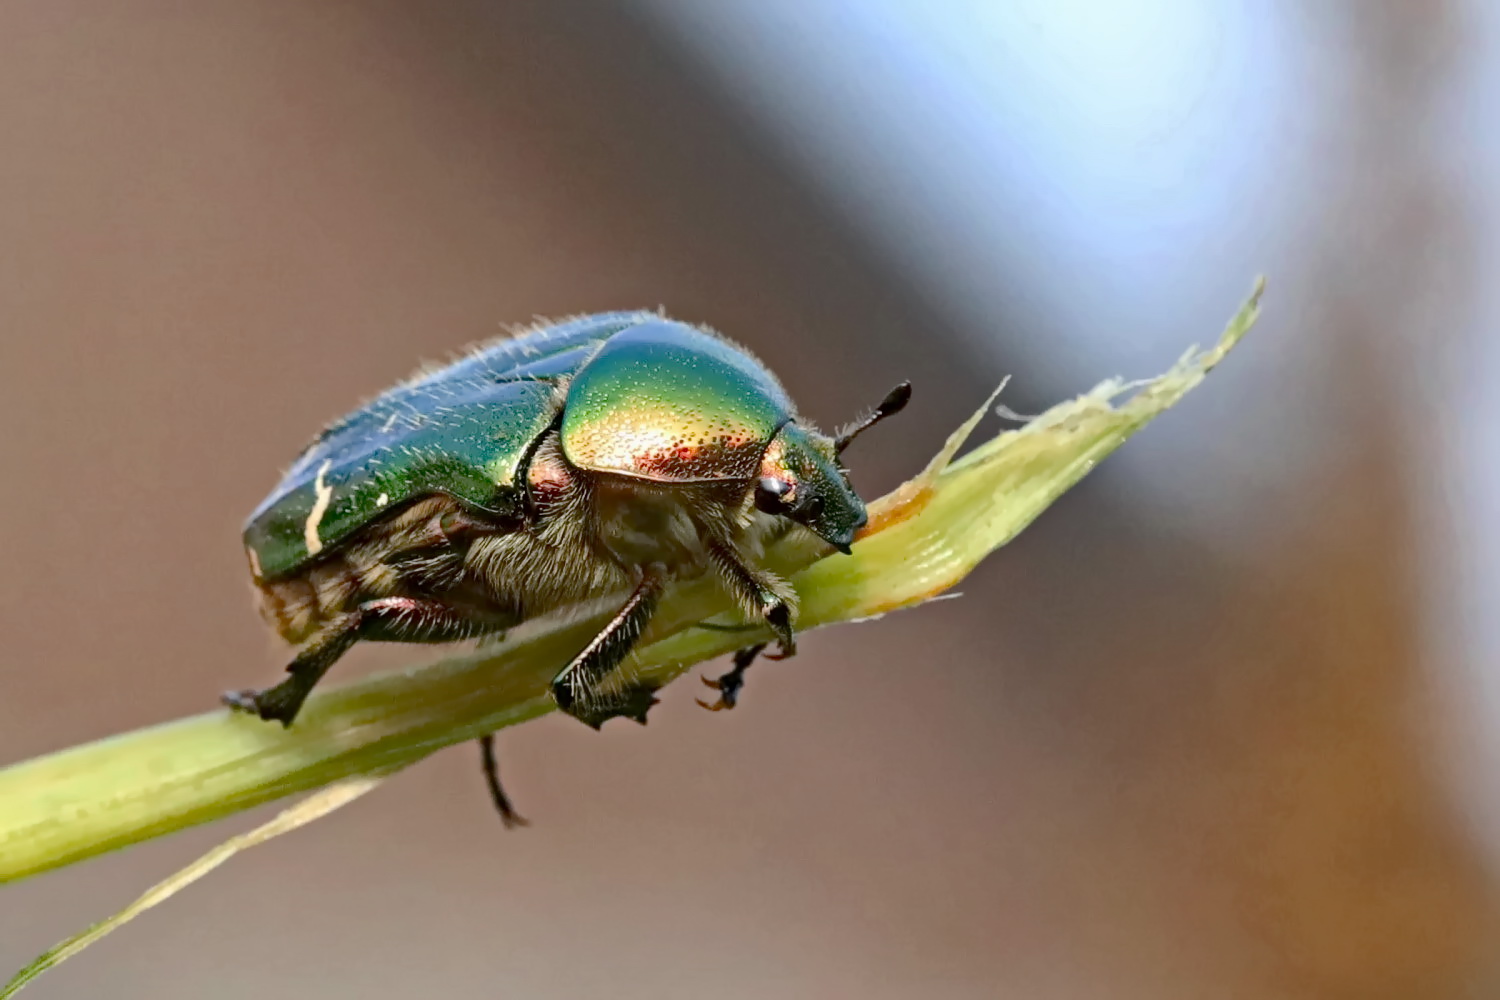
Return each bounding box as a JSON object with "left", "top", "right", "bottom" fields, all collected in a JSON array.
[
  {"left": 244, "top": 315, "right": 817, "bottom": 581},
  {"left": 245, "top": 313, "right": 640, "bottom": 582},
  {"left": 229, "top": 312, "right": 910, "bottom": 824}
]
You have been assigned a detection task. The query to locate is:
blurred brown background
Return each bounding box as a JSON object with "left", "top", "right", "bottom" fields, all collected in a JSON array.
[{"left": 3, "top": 3, "right": 1499, "bottom": 998}]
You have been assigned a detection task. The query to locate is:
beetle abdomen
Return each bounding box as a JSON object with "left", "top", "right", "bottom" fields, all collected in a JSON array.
[
  {"left": 253, "top": 495, "right": 496, "bottom": 644},
  {"left": 253, "top": 560, "right": 360, "bottom": 645}
]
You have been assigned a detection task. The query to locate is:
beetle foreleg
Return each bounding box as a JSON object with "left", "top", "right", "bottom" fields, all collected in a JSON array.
[
  {"left": 551, "top": 574, "right": 663, "bottom": 730},
  {"left": 696, "top": 640, "right": 793, "bottom": 712},
  {"left": 708, "top": 543, "right": 796, "bottom": 657},
  {"left": 697, "top": 642, "right": 765, "bottom": 712},
  {"left": 697, "top": 545, "right": 799, "bottom": 712}
]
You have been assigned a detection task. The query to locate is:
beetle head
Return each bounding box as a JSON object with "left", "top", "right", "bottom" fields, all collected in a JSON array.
[
  {"left": 755, "top": 423, "right": 866, "bottom": 554},
  {"left": 754, "top": 383, "right": 911, "bottom": 554}
]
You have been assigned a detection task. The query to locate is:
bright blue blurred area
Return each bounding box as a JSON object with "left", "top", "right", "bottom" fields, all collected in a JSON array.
[{"left": 646, "top": 1, "right": 1304, "bottom": 363}]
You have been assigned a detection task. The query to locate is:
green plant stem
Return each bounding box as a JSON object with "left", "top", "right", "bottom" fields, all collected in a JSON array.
[{"left": 0, "top": 283, "right": 1260, "bottom": 884}]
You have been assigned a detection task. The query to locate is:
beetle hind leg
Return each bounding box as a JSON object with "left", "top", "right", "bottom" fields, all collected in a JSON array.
[
  {"left": 223, "top": 597, "right": 508, "bottom": 727},
  {"left": 222, "top": 610, "right": 362, "bottom": 726}
]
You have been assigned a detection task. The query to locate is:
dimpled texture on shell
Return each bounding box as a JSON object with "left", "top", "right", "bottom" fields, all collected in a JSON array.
[
  {"left": 244, "top": 312, "right": 655, "bottom": 581},
  {"left": 560, "top": 320, "right": 794, "bottom": 483}
]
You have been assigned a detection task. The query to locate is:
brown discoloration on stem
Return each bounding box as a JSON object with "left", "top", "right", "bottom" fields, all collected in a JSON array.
[{"left": 858, "top": 383, "right": 1005, "bottom": 538}]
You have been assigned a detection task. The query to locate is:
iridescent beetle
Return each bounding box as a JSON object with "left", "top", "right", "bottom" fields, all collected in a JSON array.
[{"left": 225, "top": 312, "right": 909, "bottom": 822}]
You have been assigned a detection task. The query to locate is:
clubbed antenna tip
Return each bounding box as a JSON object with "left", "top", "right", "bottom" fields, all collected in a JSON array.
[{"left": 836, "top": 382, "right": 912, "bottom": 454}]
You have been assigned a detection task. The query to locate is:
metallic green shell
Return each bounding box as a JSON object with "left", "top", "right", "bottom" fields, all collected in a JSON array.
[
  {"left": 560, "top": 321, "right": 793, "bottom": 483},
  {"left": 244, "top": 312, "right": 651, "bottom": 581}
]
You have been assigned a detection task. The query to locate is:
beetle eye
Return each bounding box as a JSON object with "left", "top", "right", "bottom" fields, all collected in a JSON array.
[{"left": 754, "top": 477, "right": 793, "bottom": 514}]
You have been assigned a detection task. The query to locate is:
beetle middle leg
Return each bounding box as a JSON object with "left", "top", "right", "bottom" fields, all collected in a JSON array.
[
  {"left": 551, "top": 574, "right": 663, "bottom": 730},
  {"left": 478, "top": 733, "right": 528, "bottom": 830}
]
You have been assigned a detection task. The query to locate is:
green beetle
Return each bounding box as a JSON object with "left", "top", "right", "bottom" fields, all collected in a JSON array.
[{"left": 225, "top": 312, "right": 908, "bottom": 821}]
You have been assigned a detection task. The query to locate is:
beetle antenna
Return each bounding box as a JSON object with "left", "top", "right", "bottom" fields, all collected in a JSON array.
[{"left": 835, "top": 382, "right": 912, "bottom": 454}]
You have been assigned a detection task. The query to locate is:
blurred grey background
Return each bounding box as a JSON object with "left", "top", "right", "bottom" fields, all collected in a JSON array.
[{"left": 2, "top": 2, "right": 1498, "bottom": 998}]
